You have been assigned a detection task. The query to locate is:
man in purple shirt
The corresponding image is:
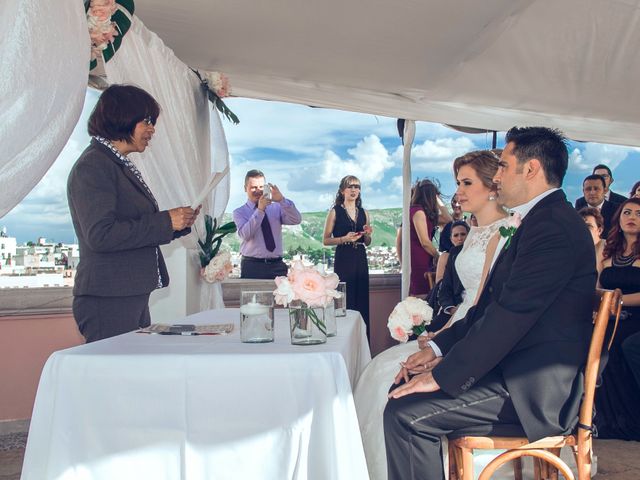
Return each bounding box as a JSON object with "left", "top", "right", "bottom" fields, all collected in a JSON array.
[{"left": 233, "top": 170, "right": 302, "bottom": 279}]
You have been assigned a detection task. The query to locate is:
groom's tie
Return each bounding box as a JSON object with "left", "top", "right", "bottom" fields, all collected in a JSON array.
[{"left": 261, "top": 214, "right": 276, "bottom": 252}]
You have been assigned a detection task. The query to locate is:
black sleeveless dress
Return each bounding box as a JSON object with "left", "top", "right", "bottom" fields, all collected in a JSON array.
[
  {"left": 595, "top": 264, "right": 640, "bottom": 440},
  {"left": 332, "top": 205, "right": 370, "bottom": 339}
]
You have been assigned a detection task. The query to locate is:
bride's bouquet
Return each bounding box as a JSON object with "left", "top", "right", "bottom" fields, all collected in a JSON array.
[{"left": 387, "top": 297, "right": 433, "bottom": 343}]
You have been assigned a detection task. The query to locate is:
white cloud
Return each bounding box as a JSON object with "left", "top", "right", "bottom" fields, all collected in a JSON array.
[
  {"left": 568, "top": 143, "right": 634, "bottom": 172},
  {"left": 391, "top": 137, "right": 477, "bottom": 174}
]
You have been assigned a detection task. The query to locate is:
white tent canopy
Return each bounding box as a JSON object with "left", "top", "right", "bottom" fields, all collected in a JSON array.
[{"left": 135, "top": 0, "right": 640, "bottom": 147}]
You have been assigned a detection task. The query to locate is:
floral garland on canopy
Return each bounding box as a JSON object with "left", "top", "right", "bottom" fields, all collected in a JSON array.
[
  {"left": 84, "top": 0, "right": 135, "bottom": 70},
  {"left": 191, "top": 68, "right": 240, "bottom": 124}
]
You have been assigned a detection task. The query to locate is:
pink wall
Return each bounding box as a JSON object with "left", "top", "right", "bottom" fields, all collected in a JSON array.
[{"left": 0, "top": 314, "right": 84, "bottom": 421}]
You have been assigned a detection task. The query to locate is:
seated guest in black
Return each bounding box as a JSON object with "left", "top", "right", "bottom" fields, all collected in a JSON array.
[
  {"left": 577, "top": 174, "right": 617, "bottom": 238},
  {"left": 595, "top": 197, "right": 640, "bottom": 440},
  {"left": 438, "top": 196, "right": 464, "bottom": 253}
]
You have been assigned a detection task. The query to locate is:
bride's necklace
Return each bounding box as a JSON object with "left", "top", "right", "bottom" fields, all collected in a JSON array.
[{"left": 613, "top": 251, "right": 637, "bottom": 267}]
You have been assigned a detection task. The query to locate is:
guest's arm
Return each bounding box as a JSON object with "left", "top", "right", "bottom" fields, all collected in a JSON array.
[
  {"left": 362, "top": 210, "right": 372, "bottom": 246},
  {"left": 233, "top": 204, "right": 265, "bottom": 241},
  {"left": 437, "top": 197, "right": 453, "bottom": 226},
  {"left": 270, "top": 184, "right": 302, "bottom": 225},
  {"left": 435, "top": 252, "right": 449, "bottom": 283}
]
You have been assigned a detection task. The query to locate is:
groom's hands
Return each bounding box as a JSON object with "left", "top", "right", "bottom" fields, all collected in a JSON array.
[
  {"left": 389, "top": 345, "right": 443, "bottom": 398},
  {"left": 388, "top": 370, "right": 441, "bottom": 399}
]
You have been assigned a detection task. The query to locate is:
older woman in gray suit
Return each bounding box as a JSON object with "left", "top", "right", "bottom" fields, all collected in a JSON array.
[{"left": 67, "top": 84, "right": 199, "bottom": 342}]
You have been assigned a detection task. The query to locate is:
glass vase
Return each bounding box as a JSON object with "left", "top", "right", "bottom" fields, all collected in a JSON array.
[
  {"left": 324, "top": 302, "right": 337, "bottom": 337},
  {"left": 289, "top": 301, "right": 327, "bottom": 345}
]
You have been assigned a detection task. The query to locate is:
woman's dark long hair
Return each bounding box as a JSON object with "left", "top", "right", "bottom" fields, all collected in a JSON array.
[
  {"left": 603, "top": 198, "right": 640, "bottom": 260},
  {"left": 411, "top": 179, "right": 440, "bottom": 227},
  {"left": 333, "top": 175, "right": 362, "bottom": 208}
]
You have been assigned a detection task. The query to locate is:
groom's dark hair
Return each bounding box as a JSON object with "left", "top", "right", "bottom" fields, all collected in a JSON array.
[{"left": 505, "top": 127, "right": 568, "bottom": 187}]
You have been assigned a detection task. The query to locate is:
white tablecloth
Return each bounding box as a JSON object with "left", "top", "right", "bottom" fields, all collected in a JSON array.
[{"left": 22, "top": 309, "right": 371, "bottom": 480}]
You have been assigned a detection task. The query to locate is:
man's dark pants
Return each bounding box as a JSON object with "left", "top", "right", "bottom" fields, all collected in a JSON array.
[
  {"left": 383, "top": 369, "right": 522, "bottom": 480},
  {"left": 240, "top": 256, "right": 288, "bottom": 279}
]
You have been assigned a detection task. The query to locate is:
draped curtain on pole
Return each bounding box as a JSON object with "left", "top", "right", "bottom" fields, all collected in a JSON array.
[
  {"left": 0, "top": 0, "right": 88, "bottom": 217},
  {"left": 104, "top": 16, "right": 231, "bottom": 309}
]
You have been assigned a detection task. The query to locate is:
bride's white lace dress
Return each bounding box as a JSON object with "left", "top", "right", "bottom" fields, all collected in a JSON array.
[{"left": 353, "top": 217, "right": 508, "bottom": 480}]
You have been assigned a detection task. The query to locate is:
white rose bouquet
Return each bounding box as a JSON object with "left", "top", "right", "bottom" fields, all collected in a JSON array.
[
  {"left": 197, "top": 214, "right": 237, "bottom": 283},
  {"left": 387, "top": 297, "right": 433, "bottom": 343}
]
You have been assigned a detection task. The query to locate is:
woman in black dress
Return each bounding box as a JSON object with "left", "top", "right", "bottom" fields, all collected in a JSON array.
[
  {"left": 595, "top": 198, "right": 640, "bottom": 439},
  {"left": 323, "top": 175, "right": 372, "bottom": 339}
]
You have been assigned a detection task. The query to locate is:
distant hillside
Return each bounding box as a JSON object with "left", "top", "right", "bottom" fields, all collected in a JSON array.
[{"left": 222, "top": 207, "right": 403, "bottom": 252}]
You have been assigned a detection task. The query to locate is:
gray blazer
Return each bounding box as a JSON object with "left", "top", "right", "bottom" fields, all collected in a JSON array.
[{"left": 67, "top": 139, "right": 189, "bottom": 297}]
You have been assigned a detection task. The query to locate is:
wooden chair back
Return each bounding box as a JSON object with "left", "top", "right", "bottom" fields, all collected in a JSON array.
[{"left": 449, "top": 288, "right": 623, "bottom": 480}]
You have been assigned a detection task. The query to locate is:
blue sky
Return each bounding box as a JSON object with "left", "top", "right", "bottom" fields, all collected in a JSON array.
[{"left": 2, "top": 89, "right": 639, "bottom": 244}]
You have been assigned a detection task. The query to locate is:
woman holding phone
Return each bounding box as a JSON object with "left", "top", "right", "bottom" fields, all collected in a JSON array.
[{"left": 323, "top": 175, "right": 373, "bottom": 339}]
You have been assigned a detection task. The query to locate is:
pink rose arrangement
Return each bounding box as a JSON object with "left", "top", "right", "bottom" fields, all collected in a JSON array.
[
  {"left": 201, "top": 251, "right": 233, "bottom": 283},
  {"left": 86, "top": 0, "right": 119, "bottom": 61},
  {"left": 499, "top": 212, "right": 522, "bottom": 250},
  {"left": 387, "top": 297, "right": 433, "bottom": 343},
  {"left": 273, "top": 260, "right": 341, "bottom": 334},
  {"left": 202, "top": 72, "right": 231, "bottom": 98}
]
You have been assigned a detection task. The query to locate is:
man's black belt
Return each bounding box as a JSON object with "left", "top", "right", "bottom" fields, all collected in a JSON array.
[{"left": 242, "top": 256, "right": 283, "bottom": 263}]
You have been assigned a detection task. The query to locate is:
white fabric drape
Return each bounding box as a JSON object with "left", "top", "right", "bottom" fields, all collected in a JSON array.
[
  {"left": 0, "top": 0, "right": 88, "bottom": 217},
  {"left": 401, "top": 120, "right": 415, "bottom": 299},
  {"left": 104, "top": 16, "right": 231, "bottom": 310}
]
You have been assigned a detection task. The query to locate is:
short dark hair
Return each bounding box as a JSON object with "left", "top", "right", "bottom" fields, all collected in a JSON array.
[
  {"left": 592, "top": 164, "right": 612, "bottom": 178},
  {"left": 504, "top": 127, "right": 568, "bottom": 187},
  {"left": 244, "top": 169, "right": 265, "bottom": 187},
  {"left": 583, "top": 174, "right": 606, "bottom": 189},
  {"left": 88, "top": 85, "right": 160, "bottom": 142},
  {"left": 577, "top": 206, "right": 604, "bottom": 230},
  {"left": 451, "top": 220, "right": 470, "bottom": 233}
]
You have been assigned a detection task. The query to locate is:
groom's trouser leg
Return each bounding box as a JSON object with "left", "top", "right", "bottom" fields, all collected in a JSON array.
[{"left": 383, "top": 370, "right": 520, "bottom": 480}]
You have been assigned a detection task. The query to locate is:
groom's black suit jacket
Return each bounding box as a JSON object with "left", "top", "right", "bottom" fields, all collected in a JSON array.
[{"left": 432, "top": 190, "right": 597, "bottom": 441}]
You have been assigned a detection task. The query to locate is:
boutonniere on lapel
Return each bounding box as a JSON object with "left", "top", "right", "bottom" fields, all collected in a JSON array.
[{"left": 499, "top": 212, "right": 522, "bottom": 250}]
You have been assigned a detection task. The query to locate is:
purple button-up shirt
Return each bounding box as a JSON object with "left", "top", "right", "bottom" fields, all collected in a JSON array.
[{"left": 233, "top": 198, "right": 302, "bottom": 258}]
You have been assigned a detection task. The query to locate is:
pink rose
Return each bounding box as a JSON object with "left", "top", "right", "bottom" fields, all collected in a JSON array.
[{"left": 508, "top": 212, "right": 522, "bottom": 229}]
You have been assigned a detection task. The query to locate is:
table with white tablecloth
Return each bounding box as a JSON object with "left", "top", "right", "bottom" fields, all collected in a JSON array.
[{"left": 21, "top": 309, "right": 371, "bottom": 480}]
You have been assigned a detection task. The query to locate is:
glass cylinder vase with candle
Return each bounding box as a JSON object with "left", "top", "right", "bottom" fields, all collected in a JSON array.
[
  {"left": 335, "top": 281, "right": 347, "bottom": 317},
  {"left": 240, "top": 291, "right": 274, "bottom": 343}
]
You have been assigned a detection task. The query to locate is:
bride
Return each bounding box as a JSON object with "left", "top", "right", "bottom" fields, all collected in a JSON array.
[{"left": 354, "top": 150, "right": 509, "bottom": 480}]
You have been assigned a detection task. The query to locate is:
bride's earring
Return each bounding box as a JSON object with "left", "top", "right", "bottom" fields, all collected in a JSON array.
[{"left": 488, "top": 194, "right": 496, "bottom": 201}]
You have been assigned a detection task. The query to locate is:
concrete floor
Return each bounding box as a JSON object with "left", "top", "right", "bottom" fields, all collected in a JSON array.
[{"left": 1, "top": 435, "right": 639, "bottom": 479}]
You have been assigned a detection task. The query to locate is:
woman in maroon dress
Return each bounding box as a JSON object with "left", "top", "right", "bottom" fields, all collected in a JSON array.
[{"left": 409, "top": 179, "right": 451, "bottom": 297}]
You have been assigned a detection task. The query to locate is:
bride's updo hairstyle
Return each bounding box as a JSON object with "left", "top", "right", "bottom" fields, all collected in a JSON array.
[{"left": 453, "top": 150, "right": 501, "bottom": 192}]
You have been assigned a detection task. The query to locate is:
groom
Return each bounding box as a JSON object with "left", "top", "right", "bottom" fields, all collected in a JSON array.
[{"left": 383, "top": 127, "right": 597, "bottom": 480}]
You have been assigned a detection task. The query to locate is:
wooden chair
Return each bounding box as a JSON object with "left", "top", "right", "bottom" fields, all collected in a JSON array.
[{"left": 448, "top": 288, "right": 623, "bottom": 480}]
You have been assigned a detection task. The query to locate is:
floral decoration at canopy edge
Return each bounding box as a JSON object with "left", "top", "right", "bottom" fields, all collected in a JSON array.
[
  {"left": 190, "top": 68, "right": 240, "bottom": 124},
  {"left": 197, "top": 214, "right": 237, "bottom": 283},
  {"left": 387, "top": 297, "right": 433, "bottom": 343},
  {"left": 84, "top": 0, "right": 135, "bottom": 70}
]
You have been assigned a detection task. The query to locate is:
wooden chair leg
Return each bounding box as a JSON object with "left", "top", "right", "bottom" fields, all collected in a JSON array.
[
  {"left": 512, "top": 457, "right": 523, "bottom": 480},
  {"left": 460, "top": 446, "right": 474, "bottom": 480},
  {"left": 548, "top": 448, "right": 561, "bottom": 480},
  {"left": 533, "top": 456, "right": 542, "bottom": 480},
  {"left": 448, "top": 441, "right": 458, "bottom": 480}
]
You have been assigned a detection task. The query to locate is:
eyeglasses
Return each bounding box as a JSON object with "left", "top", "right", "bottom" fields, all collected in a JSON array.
[
  {"left": 142, "top": 116, "right": 155, "bottom": 126},
  {"left": 346, "top": 184, "right": 361, "bottom": 190}
]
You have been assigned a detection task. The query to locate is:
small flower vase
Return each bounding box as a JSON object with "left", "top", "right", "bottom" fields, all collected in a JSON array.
[
  {"left": 289, "top": 301, "right": 327, "bottom": 345},
  {"left": 324, "top": 302, "right": 337, "bottom": 337}
]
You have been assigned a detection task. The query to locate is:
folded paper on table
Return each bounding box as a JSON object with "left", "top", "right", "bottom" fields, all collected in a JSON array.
[
  {"left": 191, "top": 166, "right": 230, "bottom": 209},
  {"left": 139, "top": 323, "right": 234, "bottom": 335}
]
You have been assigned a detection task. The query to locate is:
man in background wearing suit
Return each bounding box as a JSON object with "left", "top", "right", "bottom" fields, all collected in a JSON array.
[
  {"left": 578, "top": 174, "right": 618, "bottom": 238},
  {"left": 383, "top": 127, "right": 596, "bottom": 480},
  {"left": 575, "top": 164, "right": 627, "bottom": 209}
]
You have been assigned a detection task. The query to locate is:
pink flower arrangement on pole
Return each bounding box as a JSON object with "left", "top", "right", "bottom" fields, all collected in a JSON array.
[
  {"left": 274, "top": 260, "right": 341, "bottom": 335},
  {"left": 387, "top": 297, "right": 433, "bottom": 343},
  {"left": 86, "top": 0, "right": 118, "bottom": 61},
  {"left": 201, "top": 251, "right": 233, "bottom": 283}
]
